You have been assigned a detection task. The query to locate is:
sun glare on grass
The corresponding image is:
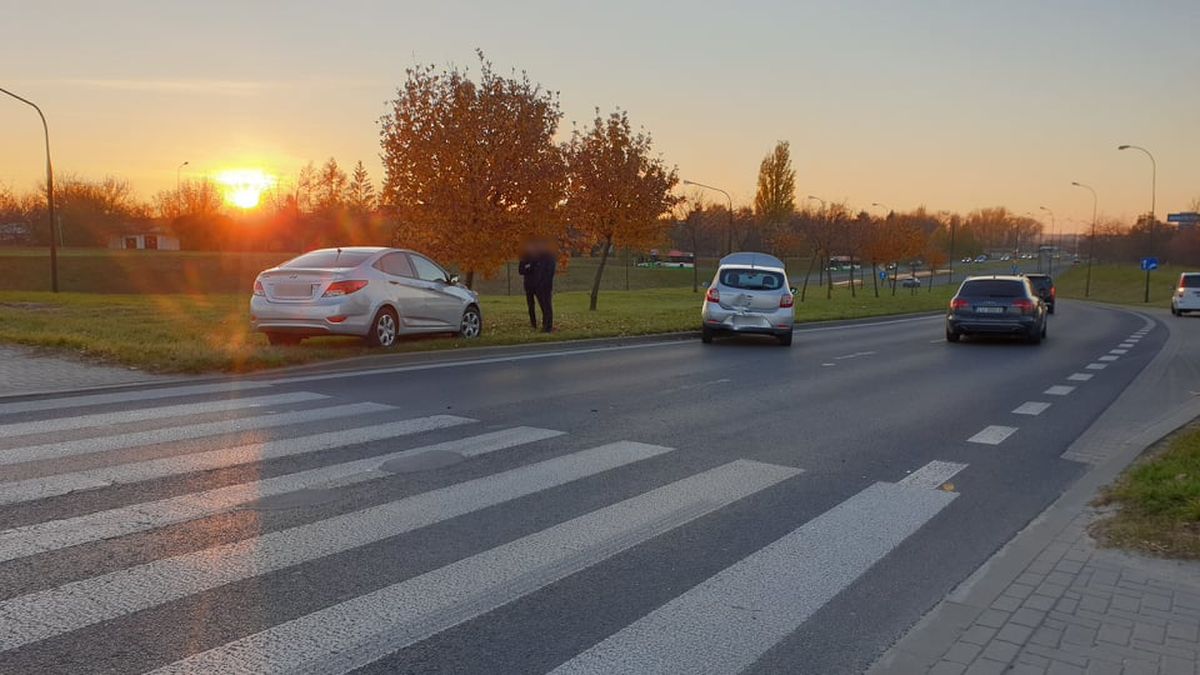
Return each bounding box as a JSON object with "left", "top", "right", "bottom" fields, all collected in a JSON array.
[{"left": 216, "top": 168, "right": 276, "bottom": 209}]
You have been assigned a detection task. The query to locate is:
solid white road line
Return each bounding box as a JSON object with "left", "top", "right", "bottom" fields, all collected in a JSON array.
[
  {"left": 0, "top": 441, "right": 676, "bottom": 653},
  {"left": 1012, "top": 401, "right": 1052, "bottom": 416},
  {"left": 1067, "top": 373, "right": 1094, "bottom": 382},
  {"left": 1044, "top": 385, "right": 1076, "bottom": 396},
  {"left": 550, "top": 481, "right": 957, "bottom": 675},
  {"left": 0, "top": 382, "right": 275, "bottom": 416},
  {"left": 1098, "top": 355, "right": 1119, "bottom": 362},
  {"left": 967, "top": 425, "right": 1018, "bottom": 445},
  {"left": 1110, "top": 349, "right": 1128, "bottom": 355},
  {"left": 0, "top": 402, "right": 393, "bottom": 467},
  {"left": 897, "top": 460, "right": 968, "bottom": 490},
  {"left": 150, "top": 460, "right": 801, "bottom": 675},
  {"left": 1086, "top": 363, "right": 1108, "bottom": 370},
  {"left": 0, "top": 427, "right": 561, "bottom": 563},
  {"left": 0, "top": 392, "right": 326, "bottom": 438},
  {"left": 0, "top": 415, "right": 474, "bottom": 506}
]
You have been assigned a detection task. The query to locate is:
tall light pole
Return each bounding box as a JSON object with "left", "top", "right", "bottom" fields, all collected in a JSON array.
[
  {"left": 1118, "top": 144, "right": 1157, "bottom": 303},
  {"left": 1072, "top": 181, "right": 1098, "bottom": 297},
  {"left": 682, "top": 179, "right": 733, "bottom": 255},
  {"left": 176, "top": 161, "right": 189, "bottom": 191},
  {"left": 1040, "top": 206, "right": 1056, "bottom": 276},
  {"left": 1, "top": 87, "right": 57, "bottom": 292}
]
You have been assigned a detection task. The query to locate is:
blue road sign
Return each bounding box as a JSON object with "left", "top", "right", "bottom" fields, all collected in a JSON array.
[
  {"left": 1167, "top": 212, "right": 1200, "bottom": 224},
  {"left": 879, "top": 270, "right": 888, "bottom": 281},
  {"left": 1010, "top": 264, "right": 1019, "bottom": 274},
  {"left": 1141, "top": 257, "right": 1159, "bottom": 271}
]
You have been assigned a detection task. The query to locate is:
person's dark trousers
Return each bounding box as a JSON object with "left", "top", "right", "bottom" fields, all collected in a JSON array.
[
  {"left": 535, "top": 286, "right": 553, "bottom": 332},
  {"left": 525, "top": 289, "right": 538, "bottom": 329}
]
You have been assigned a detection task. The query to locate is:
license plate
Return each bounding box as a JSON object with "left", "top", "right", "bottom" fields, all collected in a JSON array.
[
  {"left": 976, "top": 306, "right": 1004, "bottom": 314},
  {"left": 273, "top": 283, "right": 314, "bottom": 298}
]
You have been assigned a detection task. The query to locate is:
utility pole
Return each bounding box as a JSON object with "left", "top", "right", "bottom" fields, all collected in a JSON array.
[{"left": 1, "top": 87, "right": 58, "bottom": 292}]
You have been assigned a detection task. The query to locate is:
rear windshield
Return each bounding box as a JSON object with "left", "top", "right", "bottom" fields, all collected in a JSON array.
[
  {"left": 1181, "top": 274, "right": 1200, "bottom": 288},
  {"left": 281, "top": 250, "right": 374, "bottom": 269},
  {"left": 959, "top": 280, "right": 1027, "bottom": 297},
  {"left": 719, "top": 267, "right": 785, "bottom": 291}
]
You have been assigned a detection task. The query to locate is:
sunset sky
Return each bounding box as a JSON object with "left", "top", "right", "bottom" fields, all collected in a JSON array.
[{"left": 2, "top": 0, "right": 1197, "bottom": 229}]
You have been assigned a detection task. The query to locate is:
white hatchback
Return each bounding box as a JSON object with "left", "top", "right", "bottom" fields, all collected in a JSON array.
[
  {"left": 701, "top": 252, "right": 796, "bottom": 346},
  {"left": 1171, "top": 272, "right": 1200, "bottom": 316}
]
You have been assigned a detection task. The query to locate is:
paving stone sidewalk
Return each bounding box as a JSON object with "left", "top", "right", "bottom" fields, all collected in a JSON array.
[
  {"left": 0, "top": 345, "right": 169, "bottom": 397},
  {"left": 928, "top": 509, "right": 1200, "bottom": 675}
]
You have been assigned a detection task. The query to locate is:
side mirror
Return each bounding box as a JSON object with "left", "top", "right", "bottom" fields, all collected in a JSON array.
[{"left": 447, "top": 274, "right": 460, "bottom": 285}]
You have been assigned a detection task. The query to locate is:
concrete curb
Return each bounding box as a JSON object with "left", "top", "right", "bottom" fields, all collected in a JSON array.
[{"left": 869, "top": 306, "right": 1200, "bottom": 673}]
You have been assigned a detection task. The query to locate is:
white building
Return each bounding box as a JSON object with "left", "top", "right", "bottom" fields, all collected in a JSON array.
[{"left": 108, "top": 228, "right": 181, "bottom": 251}]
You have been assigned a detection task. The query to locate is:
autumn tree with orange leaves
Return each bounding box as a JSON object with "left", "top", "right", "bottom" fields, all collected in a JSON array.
[
  {"left": 380, "top": 52, "right": 565, "bottom": 287},
  {"left": 564, "top": 109, "right": 680, "bottom": 310}
]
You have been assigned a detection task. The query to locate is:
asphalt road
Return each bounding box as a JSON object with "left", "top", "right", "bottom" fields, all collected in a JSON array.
[
  {"left": 0, "top": 300, "right": 1164, "bottom": 674},
  {"left": 814, "top": 259, "right": 1073, "bottom": 291}
]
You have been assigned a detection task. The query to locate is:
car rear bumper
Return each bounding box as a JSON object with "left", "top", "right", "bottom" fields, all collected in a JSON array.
[
  {"left": 702, "top": 307, "right": 794, "bottom": 336},
  {"left": 947, "top": 315, "right": 1039, "bottom": 334},
  {"left": 1173, "top": 295, "right": 1200, "bottom": 311},
  {"left": 250, "top": 296, "right": 373, "bottom": 336}
]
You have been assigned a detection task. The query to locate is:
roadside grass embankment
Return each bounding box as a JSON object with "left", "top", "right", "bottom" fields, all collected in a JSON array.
[
  {"left": 1056, "top": 263, "right": 1188, "bottom": 307},
  {"left": 1093, "top": 422, "right": 1200, "bottom": 559},
  {"left": 0, "top": 286, "right": 953, "bottom": 374}
]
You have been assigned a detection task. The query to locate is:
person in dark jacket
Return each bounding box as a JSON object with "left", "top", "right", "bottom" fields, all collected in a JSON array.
[{"left": 518, "top": 238, "right": 556, "bottom": 333}]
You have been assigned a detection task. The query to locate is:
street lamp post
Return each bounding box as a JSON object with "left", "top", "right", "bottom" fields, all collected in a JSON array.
[
  {"left": 1071, "top": 181, "right": 1098, "bottom": 297},
  {"left": 1040, "top": 206, "right": 1056, "bottom": 277},
  {"left": 681, "top": 179, "right": 733, "bottom": 256},
  {"left": 1118, "top": 145, "right": 1157, "bottom": 303},
  {"left": 1, "top": 87, "right": 57, "bottom": 292},
  {"left": 177, "top": 161, "right": 189, "bottom": 191}
]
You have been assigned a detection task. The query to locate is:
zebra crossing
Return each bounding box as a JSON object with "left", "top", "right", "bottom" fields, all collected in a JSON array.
[{"left": 0, "top": 384, "right": 967, "bottom": 673}]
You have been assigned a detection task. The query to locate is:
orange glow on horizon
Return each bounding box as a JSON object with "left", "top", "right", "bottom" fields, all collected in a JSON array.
[{"left": 216, "top": 168, "right": 276, "bottom": 209}]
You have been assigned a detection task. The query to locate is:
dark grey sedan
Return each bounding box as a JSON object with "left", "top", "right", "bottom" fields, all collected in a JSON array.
[{"left": 946, "top": 276, "right": 1048, "bottom": 344}]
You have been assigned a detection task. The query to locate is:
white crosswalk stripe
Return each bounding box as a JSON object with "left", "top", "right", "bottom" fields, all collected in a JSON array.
[
  {"left": 0, "top": 414, "right": 474, "bottom": 505},
  {"left": 0, "top": 402, "right": 393, "bottom": 466},
  {"left": 149, "top": 460, "right": 801, "bottom": 675},
  {"left": 0, "top": 441, "right": 673, "bottom": 652},
  {"left": 0, "top": 391, "right": 971, "bottom": 675},
  {"left": 0, "top": 392, "right": 326, "bottom": 438},
  {"left": 0, "top": 426, "right": 561, "bottom": 563},
  {"left": 0, "top": 382, "right": 275, "bottom": 416}
]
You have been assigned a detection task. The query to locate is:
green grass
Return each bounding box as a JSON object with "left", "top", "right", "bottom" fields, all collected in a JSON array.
[
  {"left": 0, "top": 285, "right": 952, "bottom": 374},
  {"left": 1056, "top": 263, "right": 1188, "bottom": 306},
  {"left": 3, "top": 247, "right": 819, "bottom": 295},
  {"left": 1093, "top": 423, "right": 1200, "bottom": 559}
]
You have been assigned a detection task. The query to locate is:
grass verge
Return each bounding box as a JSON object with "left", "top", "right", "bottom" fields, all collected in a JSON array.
[
  {"left": 0, "top": 286, "right": 952, "bottom": 374},
  {"left": 1056, "top": 263, "right": 1188, "bottom": 307},
  {"left": 1092, "top": 422, "right": 1200, "bottom": 559}
]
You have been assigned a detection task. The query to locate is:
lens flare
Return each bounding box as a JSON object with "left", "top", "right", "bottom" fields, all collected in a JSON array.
[{"left": 216, "top": 169, "right": 276, "bottom": 209}]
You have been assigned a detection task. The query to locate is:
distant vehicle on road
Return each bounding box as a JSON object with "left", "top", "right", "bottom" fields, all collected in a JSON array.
[
  {"left": 946, "top": 275, "right": 1048, "bottom": 344},
  {"left": 702, "top": 252, "right": 796, "bottom": 346},
  {"left": 1171, "top": 273, "right": 1200, "bottom": 316},
  {"left": 960, "top": 257, "right": 973, "bottom": 264},
  {"left": 637, "top": 249, "right": 695, "bottom": 269},
  {"left": 1023, "top": 273, "right": 1056, "bottom": 314},
  {"left": 901, "top": 276, "right": 922, "bottom": 288},
  {"left": 974, "top": 255, "right": 989, "bottom": 263},
  {"left": 251, "top": 246, "right": 481, "bottom": 347}
]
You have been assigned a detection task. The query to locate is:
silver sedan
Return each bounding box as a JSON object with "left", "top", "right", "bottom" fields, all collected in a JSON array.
[{"left": 250, "top": 247, "right": 482, "bottom": 347}]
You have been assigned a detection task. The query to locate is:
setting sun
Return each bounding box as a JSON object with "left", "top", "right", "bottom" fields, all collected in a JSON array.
[{"left": 216, "top": 168, "right": 276, "bottom": 209}]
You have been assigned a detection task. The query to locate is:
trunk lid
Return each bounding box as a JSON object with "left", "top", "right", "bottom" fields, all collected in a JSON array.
[{"left": 258, "top": 268, "right": 339, "bottom": 302}]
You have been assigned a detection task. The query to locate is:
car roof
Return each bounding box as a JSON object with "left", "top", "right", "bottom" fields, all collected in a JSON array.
[
  {"left": 1023, "top": 273, "right": 1051, "bottom": 279},
  {"left": 718, "top": 252, "right": 786, "bottom": 271},
  {"left": 962, "top": 275, "right": 1028, "bottom": 282}
]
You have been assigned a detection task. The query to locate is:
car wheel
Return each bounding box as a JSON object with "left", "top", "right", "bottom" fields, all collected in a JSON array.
[
  {"left": 367, "top": 307, "right": 399, "bottom": 348},
  {"left": 1027, "top": 327, "right": 1043, "bottom": 345},
  {"left": 945, "top": 329, "right": 960, "bottom": 343},
  {"left": 266, "top": 332, "right": 301, "bottom": 347},
  {"left": 701, "top": 327, "right": 714, "bottom": 344},
  {"left": 1172, "top": 305, "right": 1180, "bottom": 316},
  {"left": 777, "top": 331, "right": 793, "bottom": 347},
  {"left": 459, "top": 305, "right": 482, "bottom": 339},
  {"left": 1048, "top": 305, "right": 1055, "bottom": 315}
]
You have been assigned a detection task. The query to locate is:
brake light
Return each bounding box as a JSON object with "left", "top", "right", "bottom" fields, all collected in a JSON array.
[
  {"left": 780, "top": 293, "right": 794, "bottom": 308},
  {"left": 950, "top": 298, "right": 970, "bottom": 310},
  {"left": 1050, "top": 286, "right": 1056, "bottom": 299},
  {"left": 253, "top": 280, "right": 265, "bottom": 296},
  {"left": 322, "top": 280, "right": 369, "bottom": 297},
  {"left": 1012, "top": 298, "right": 1035, "bottom": 314},
  {"left": 705, "top": 287, "right": 720, "bottom": 303}
]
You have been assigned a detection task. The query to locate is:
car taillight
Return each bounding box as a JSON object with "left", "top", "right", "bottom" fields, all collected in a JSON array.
[
  {"left": 705, "top": 287, "right": 720, "bottom": 303},
  {"left": 1050, "top": 287, "right": 1056, "bottom": 298},
  {"left": 780, "top": 293, "right": 794, "bottom": 308},
  {"left": 322, "top": 280, "right": 368, "bottom": 297},
  {"left": 253, "top": 280, "right": 265, "bottom": 296},
  {"left": 950, "top": 298, "right": 970, "bottom": 310},
  {"left": 1012, "top": 298, "right": 1035, "bottom": 314}
]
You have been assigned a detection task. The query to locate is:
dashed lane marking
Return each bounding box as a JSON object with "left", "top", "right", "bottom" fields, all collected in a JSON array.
[
  {"left": 1044, "top": 385, "right": 1076, "bottom": 396},
  {"left": 1012, "top": 401, "right": 1051, "bottom": 416},
  {"left": 967, "top": 425, "right": 1018, "bottom": 445}
]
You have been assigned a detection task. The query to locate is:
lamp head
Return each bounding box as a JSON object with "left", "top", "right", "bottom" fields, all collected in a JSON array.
[{"left": 1117, "top": 145, "right": 1131, "bottom": 150}]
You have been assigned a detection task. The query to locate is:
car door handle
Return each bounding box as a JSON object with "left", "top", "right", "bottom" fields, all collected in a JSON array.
[{"left": 389, "top": 280, "right": 400, "bottom": 285}]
